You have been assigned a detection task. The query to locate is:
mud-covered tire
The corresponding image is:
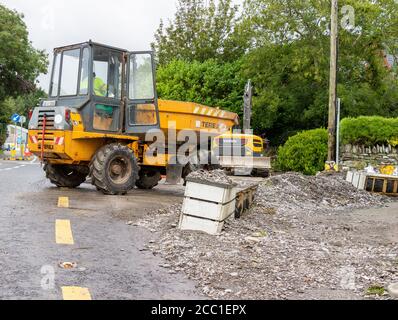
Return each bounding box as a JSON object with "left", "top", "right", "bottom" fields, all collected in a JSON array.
[
  {"left": 89, "top": 143, "right": 139, "bottom": 195},
  {"left": 135, "top": 168, "right": 161, "bottom": 190},
  {"left": 44, "top": 163, "right": 88, "bottom": 188}
]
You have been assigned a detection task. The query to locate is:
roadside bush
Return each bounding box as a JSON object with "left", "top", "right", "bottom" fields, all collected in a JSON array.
[
  {"left": 0, "top": 123, "right": 6, "bottom": 148},
  {"left": 340, "top": 116, "right": 398, "bottom": 146},
  {"left": 276, "top": 128, "right": 328, "bottom": 175}
]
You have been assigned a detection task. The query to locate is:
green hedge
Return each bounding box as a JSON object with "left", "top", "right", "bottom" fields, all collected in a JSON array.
[
  {"left": 276, "top": 128, "right": 328, "bottom": 175},
  {"left": 340, "top": 116, "right": 398, "bottom": 146}
]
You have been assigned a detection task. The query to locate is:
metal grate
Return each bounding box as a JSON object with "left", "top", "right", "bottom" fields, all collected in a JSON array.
[
  {"left": 38, "top": 109, "right": 56, "bottom": 130},
  {"left": 218, "top": 139, "right": 246, "bottom": 157}
]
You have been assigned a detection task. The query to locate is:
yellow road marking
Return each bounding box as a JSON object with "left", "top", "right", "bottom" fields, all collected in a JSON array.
[
  {"left": 62, "top": 287, "right": 92, "bottom": 300},
  {"left": 55, "top": 219, "right": 74, "bottom": 245},
  {"left": 58, "top": 197, "right": 69, "bottom": 208}
]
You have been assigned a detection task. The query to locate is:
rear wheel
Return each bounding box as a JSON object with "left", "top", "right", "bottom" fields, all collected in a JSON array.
[
  {"left": 90, "top": 143, "right": 139, "bottom": 195},
  {"left": 136, "top": 167, "right": 161, "bottom": 190},
  {"left": 44, "top": 163, "right": 88, "bottom": 188}
]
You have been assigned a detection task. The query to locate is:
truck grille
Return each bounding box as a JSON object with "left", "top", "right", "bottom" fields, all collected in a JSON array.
[
  {"left": 38, "top": 109, "right": 56, "bottom": 130},
  {"left": 37, "top": 132, "right": 55, "bottom": 144},
  {"left": 218, "top": 140, "right": 245, "bottom": 156}
]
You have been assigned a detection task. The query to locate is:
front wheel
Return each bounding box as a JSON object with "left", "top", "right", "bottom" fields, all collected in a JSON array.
[
  {"left": 90, "top": 143, "right": 139, "bottom": 195},
  {"left": 44, "top": 163, "right": 88, "bottom": 188}
]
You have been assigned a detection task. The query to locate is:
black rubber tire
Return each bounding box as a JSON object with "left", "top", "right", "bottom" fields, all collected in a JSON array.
[
  {"left": 252, "top": 168, "right": 270, "bottom": 178},
  {"left": 136, "top": 168, "right": 161, "bottom": 190},
  {"left": 89, "top": 143, "right": 139, "bottom": 195},
  {"left": 44, "top": 163, "right": 88, "bottom": 188}
]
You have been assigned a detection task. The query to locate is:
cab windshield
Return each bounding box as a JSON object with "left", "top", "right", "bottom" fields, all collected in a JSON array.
[
  {"left": 50, "top": 47, "right": 89, "bottom": 97},
  {"left": 49, "top": 46, "right": 123, "bottom": 99}
]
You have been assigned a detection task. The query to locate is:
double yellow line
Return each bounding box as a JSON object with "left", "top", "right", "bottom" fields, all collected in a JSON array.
[{"left": 56, "top": 196, "right": 92, "bottom": 300}]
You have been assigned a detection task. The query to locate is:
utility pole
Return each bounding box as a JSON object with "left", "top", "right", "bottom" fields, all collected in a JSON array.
[
  {"left": 327, "top": 0, "right": 338, "bottom": 163},
  {"left": 243, "top": 80, "right": 253, "bottom": 133}
]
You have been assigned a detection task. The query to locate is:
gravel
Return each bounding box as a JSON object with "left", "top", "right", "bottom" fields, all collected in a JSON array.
[
  {"left": 186, "top": 169, "right": 234, "bottom": 185},
  {"left": 135, "top": 172, "right": 398, "bottom": 300}
]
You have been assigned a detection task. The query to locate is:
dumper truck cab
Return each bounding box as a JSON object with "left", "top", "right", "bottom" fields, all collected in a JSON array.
[
  {"left": 29, "top": 41, "right": 159, "bottom": 142},
  {"left": 28, "top": 41, "right": 239, "bottom": 194},
  {"left": 213, "top": 133, "right": 271, "bottom": 177}
]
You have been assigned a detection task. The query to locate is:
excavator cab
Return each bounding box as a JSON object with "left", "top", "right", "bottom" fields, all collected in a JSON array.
[{"left": 41, "top": 41, "right": 159, "bottom": 137}]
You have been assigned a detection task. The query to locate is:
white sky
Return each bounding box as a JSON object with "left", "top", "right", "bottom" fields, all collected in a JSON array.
[
  {"left": 2, "top": 0, "right": 180, "bottom": 91},
  {"left": 2, "top": 0, "right": 242, "bottom": 92}
]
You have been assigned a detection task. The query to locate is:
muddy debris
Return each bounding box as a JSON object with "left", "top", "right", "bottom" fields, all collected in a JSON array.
[{"left": 137, "top": 172, "right": 397, "bottom": 300}]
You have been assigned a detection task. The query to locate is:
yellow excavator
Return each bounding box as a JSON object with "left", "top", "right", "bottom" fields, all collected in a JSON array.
[
  {"left": 27, "top": 41, "right": 239, "bottom": 194},
  {"left": 212, "top": 80, "right": 271, "bottom": 177},
  {"left": 212, "top": 132, "right": 271, "bottom": 177}
]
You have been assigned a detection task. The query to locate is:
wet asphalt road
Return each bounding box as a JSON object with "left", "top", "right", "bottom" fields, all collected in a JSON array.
[{"left": 0, "top": 159, "right": 202, "bottom": 300}]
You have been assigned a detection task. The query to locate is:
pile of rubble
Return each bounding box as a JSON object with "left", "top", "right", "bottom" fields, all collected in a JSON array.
[
  {"left": 253, "top": 172, "right": 389, "bottom": 215},
  {"left": 135, "top": 172, "right": 397, "bottom": 300},
  {"left": 186, "top": 169, "right": 234, "bottom": 185}
]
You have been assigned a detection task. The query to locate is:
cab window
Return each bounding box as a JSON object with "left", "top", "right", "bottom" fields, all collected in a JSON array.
[
  {"left": 129, "top": 53, "right": 154, "bottom": 100},
  {"left": 92, "top": 47, "right": 122, "bottom": 98},
  {"left": 50, "top": 52, "right": 61, "bottom": 97},
  {"left": 79, "top": 48, "right": 90, "bottom": 95},
  {"left": 60, "top": 49, "right": 80, "bottom": 96},
  {"left": 93, "top": 104, "right": 119, "bottom": 131},
  {"left": 128, "top": 103, "right": 157, "bottom": 126}
]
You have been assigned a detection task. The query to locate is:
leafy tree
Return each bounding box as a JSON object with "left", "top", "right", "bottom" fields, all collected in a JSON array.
[
  {"left": 152, "top": 0, "right": 247, "bottom": 65},
  {"left": 157, "top": 59, "right": 246, "bottom": 116},
  {"left": 0, "top": 4, "right": 47, "bottom": 144},
  {"left": 0, "top": 98, "right": 14, "bottom": 125},
  {"left": 0, "top": 89, "right": 46, "bottom": 122},
  {"left": 241, "top": 0, "right": 398, "bottom": 143},
  {"left": 0, "top": 4, "right": 47, "bottom": 102}
]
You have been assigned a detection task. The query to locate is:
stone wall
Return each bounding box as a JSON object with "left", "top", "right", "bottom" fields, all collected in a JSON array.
[{"left": 341, "top": 144, "right": 398, "bottom": 169}]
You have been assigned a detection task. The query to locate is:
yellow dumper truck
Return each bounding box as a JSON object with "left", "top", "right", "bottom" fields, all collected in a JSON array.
[{"left": 28, "top": 41, "right": 239, "bottom": 194}]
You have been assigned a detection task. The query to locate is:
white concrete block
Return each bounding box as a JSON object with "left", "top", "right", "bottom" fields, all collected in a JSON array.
[
  {"left": 185, "top": 181, "right": 237, "bottom": 204},
  {"left": 179, "top": 214, "right": 226, "bottom": 235},
  {"left": 352, "top": 172, "right": 360, "bottom": 188},
  {"left": 346, "top": 171, "right": 354, "bottom": 183},
  {"left": 182, "top": 197, "right": 235, "bottom": 221},
  {"left": 358, "top": 173, "right": 367, "bottom": 190}
]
